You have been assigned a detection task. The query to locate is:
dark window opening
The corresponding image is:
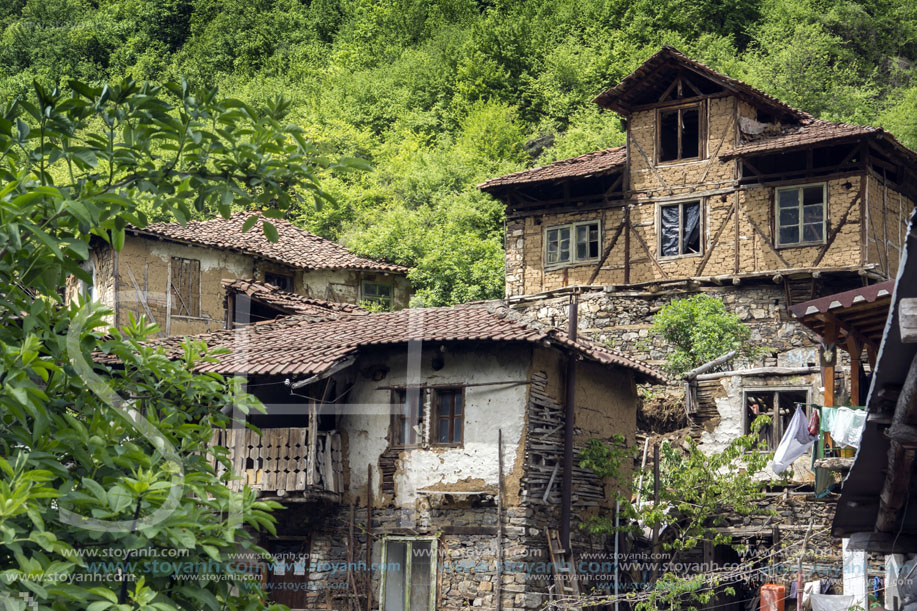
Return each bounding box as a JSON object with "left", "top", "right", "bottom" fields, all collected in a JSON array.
[
  {"left": 745, "top": 390, "right": 808, "bottom": 451},
  {"left": 660, "top": 201, "right": 702, "bottom": 257},
  {"left": 659, "top": 105, "right": 702, "bottom": 162},
  {"left": 264, "top": 272, "right": 293, "bottom": 292},
  {"left": 434, "top": 388, "right": 463, "bottom": 446}
]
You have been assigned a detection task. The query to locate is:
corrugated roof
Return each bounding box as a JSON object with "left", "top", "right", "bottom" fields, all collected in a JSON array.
[
  {"left": 129, "top": 212, "right": 408, "bottom": 273},
  {"left": 478, "top": 147, "right": 626, "bottom": 192},
  {"left": 788, "top": 281, "right": 894, "bottom": 319},
  {"left": 788, "top": 281, "right": 893, "bottom": 350},
  {"left": 222, "top": 279, "right": 368, "bottom": 317},
  {"left": 97, "top": 302, "right": 665, "bottom": 384}
]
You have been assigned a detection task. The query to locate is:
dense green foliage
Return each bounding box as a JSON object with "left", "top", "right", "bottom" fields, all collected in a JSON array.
[
  {"left": 652, "top": 294, "right": 762, "bottom": 375},
  {"left": 2, "top": 0, "right": 916, "bottom": 303},
  {"left": 0, "top": 80, "right": 328, "bottom": 609}
]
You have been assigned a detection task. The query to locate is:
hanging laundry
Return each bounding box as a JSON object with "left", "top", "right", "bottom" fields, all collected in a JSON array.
[
  {"left": 820, "top": 407, "right": 867, "bottom": 449},
  {"left": 772, "top": 405, "right": 818, "bottom": 473},
  {"left": 810, "top": 594, "right": 854, "bottom": 611}
]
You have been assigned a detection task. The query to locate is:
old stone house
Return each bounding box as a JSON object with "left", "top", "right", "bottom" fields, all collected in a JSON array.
[
  {"left": 119, "top": 303, "right": 663, "bottom": 610},
  {"left": 68, "top": 212, "right": 410, "bottom": 335},
  {"left": 480, "top": 44, "right": 917, "bottom": 442}
]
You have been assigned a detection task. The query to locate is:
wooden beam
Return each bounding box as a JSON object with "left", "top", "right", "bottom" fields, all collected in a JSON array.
[
  {"left": 695, "top": 200, "right": 736, "bottom": 276},
  {"left": 821, "top": 321, "right": 837, "bottom": 407},
  {"left": 738, "top": 201, "right": 791, "bottom": 268},
  {"left": 624, "top": 206, "right": 631, "bottom": 284},
  {"left": 818, "top": 311, "right": 877, "bottom": 352},
  {"left": 812, "top": 192, "right": 862, "bottom": 267},
  {"left": 847, "top": 335, "right": 863, "bottom": 405},
  {"left": 630, "top": 223, "right": 669, "bottom": 279},
  {"left": 587, "top": 220, "right": 626, "bottom": 285}
]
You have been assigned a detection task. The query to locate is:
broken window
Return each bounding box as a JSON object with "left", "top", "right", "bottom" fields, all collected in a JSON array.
[
  {"left": 170, "top": 257, "right": 201, "bottom": 317},
  {"left": 264, "top": 272, "right": 293, "bottom": 292},
  {"left": 381, "top": 538, "right": 437, "bottom": 611},
  {"left": 776, "top": 184, "right": 826, "bottom": 246},
  {"left": 433, "top": 388, "right": 463, "bottom": 446},
  {"left": 362, "top": 280, "right": 394, "bottom": 309},
  {"left": 391, "top": 387, "right": 423, "bottom": 447},
  {"left": 658, "top": 104, "right": 702, "bottom": 162},
  {"left": 659, "top": 201, "right": 702, "bottom": 257},
  {"left": 545, "top": 221, "right": 600, "bottom": 267},
  {"left": 744, "top": 389, "right": 808, "bottom": 450}
]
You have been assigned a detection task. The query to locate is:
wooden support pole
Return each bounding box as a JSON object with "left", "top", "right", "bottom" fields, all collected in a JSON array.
[
  {"left": 847, "top": 336, "right": 863, "bottom": 406},
  {"left": 365, "top": 464, "right": 372, "bottom": 611},
  {"left": 624, "top": 206, "right": 631, "bottom": 285},
  {"left": 821, "top": 322, "right": 837, "bottom": 408},
  {"left": 497, "top": 429, "right": 504, "bottom": 611}
]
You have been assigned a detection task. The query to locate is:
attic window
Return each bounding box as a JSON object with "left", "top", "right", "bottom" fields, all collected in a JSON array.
[
  {"left": 658, "top": 104, "right": 701, "bottom": 162},
  {"left": 264, "top": 272, "right": 293, "bottom": 292},
  {"left": 362, "top": 280, "right": 393, "bottom": 309}
]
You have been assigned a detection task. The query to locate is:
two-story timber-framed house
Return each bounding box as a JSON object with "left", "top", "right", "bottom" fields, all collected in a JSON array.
[{"left": 482, "top": 46, "right": 916, "bottom": 301}]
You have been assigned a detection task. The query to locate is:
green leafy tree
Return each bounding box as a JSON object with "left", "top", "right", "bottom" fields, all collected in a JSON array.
[
  {"left": 652, "top": 293, "right": 763, "bottom": 376},
  {"left": 575, "top": 420, "right": 773, "bottom": 611},
  {"left": 0, "top": 78, "right": 334, "bottom": 609}
]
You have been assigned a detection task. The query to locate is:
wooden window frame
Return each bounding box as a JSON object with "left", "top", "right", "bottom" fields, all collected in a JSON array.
[
  {"left": 774, "top": 182, "right": 828, "bottom": 248},
  {"left": 657, "top": 199, "right": 704, "bottom": 259},
  {"left": 379, "top": 537, "right": 438, "bottom": 611},
  {"left": 362, "top": 279, "right": 394, "bottom": 309},
  {"left": 169, "top": 256, "right": 202, "bottom": 318},
  {"left": 544, "top": 220, "right": 602, "bottom": 270},
  {"left": 389, "top": 387, "right": 424, "bottom": 448},
  {"left": 742, "top": 388, "right": 810, "bottom": 451},
  {"left": 656, "top": 101, "right": 705, "bottom": 165},
  {"left": 432, "top": 387, "right": 464, "bottom": 447}
]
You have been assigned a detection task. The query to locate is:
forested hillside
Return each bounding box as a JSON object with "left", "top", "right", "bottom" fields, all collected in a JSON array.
[{"left": 3, "top": 0, "right": 916, "bottom": 305}]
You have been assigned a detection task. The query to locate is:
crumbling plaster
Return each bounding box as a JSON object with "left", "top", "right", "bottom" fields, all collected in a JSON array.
[{"left": 342, "top": 344, "right": 531, "bottom": 508}]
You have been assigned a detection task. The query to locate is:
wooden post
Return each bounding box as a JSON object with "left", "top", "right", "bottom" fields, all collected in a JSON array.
[
  {"left": 798, "top": 521, "right": 812, "bottom": 611},
  {"left": 497, "top": 429, "right": 504, "bottom": 611},
  {"left": 365, "top": 464, "right": 372, "bottom": 611},
  {"left": 847, "top": 336, "right": 863, "bottom": 406},
  {"left": 624, "top": 206, "right": 631, "bottom": 284},
  {"left": 652, "top": 442, "right": 660, "bottom": 582},
  {"left": 821, "top": 322, "right": 837, "bottom": 407}
]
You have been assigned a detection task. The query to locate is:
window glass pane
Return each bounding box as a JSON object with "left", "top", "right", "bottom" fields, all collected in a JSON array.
[
  {"left": 453, "top": 419, "right": 462, "bottom": 444},
  {"left": 546, "top": 229, "right": 559, "bottom": 264},
  {"left": 453, "top": 392, "right": 462, "bottom": 415},
  {"left": 681, "top": 108, "right": 700, "bottom": 158},
  {"left": 438, "top": 419, "right": 450, "bottom": 443},
  {"left": 438, "top": 392, "right": 451, "bottom": 417},
  {"left": 575, "top": 225, "right": 589, "bottom": 260},
  {"left": 778, "top": 189, "right": 799, "bottom": 208},
  {"left": 558, "top": 227, "right": 570, "bottom": 262},
  {"left": 803, "top": 204, "right": 823, "bottom": 223},
  {"left": 682, "top": 202, "right": 700, "bottom": 254},
  {"left": 410, "top": 542, "right": 432, "bottom": 611},
  {"left": 803, "top": 186, "right": 823, "bottom": 206},
  {"left": 779, "top": 226, "right": 798, "bottom": 245},
  {"left": 660, "top": 205, "right": 680, "bottom": 256},
  {"left": 659, "top": 110, "right": 679, "bottom": 162},
  {"left": 588, "top": 224, "right": 600, "bottom": 258},
  {"left": 803, "top": 223, "right": 824, "bottom": 242},
  {"left": 779, "top": 207, "right": 799, "bottom": 228},
  {"left": 384, "top": 542, "right": 407, "bottom": 611}
]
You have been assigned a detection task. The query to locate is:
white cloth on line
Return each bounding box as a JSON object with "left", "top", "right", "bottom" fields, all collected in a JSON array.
[
  {"left": 827, "top": 406, "right": 866, "bottom": 449},
  {"left": 771, "top": 405, "right": 818, "bottom": 473},
  {"left": 810, "top": 594, "right": 854, "bottom": 611}
]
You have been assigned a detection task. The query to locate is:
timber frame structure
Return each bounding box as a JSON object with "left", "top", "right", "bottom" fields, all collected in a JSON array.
[{"left": 481, "top": 46, "right": 917, "bottom": 303}]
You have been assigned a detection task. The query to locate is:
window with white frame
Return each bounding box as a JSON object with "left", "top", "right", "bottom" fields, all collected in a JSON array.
[
  {"left": 776, "top": 183, "right": 826, "bottom": 247},
  {"left": 659, "top": 200, "right": 702, "bottom": 257},
  {"left": 545, "top": 221, "right": 600, "bottom": 267},
  {"left": 381, "top": 538, "right": 437, "bottom": 611}
]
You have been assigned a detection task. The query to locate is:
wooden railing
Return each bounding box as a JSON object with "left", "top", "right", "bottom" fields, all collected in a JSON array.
[{"left": 211, "top": 427, "right": 343, "bottom": 495}]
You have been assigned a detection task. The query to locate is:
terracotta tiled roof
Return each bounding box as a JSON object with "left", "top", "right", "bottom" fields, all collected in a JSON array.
[
  {"left": 98, "top": 302, "right": 665, "bottom": 384},
  {"left": 723, "top": 119, "right": 878, "bottom": 158},
  {"left": 222, "top": 279, "right": 368, "bottom": 317},
  {"left": 129, "top": 212, "right": 408, "bottom": 273},
  {"left": 593, "top": 46, "right": 809, "bottom": 121},
  {"left": 478, "top": 146, "right": 626, "bottom": 192}
]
